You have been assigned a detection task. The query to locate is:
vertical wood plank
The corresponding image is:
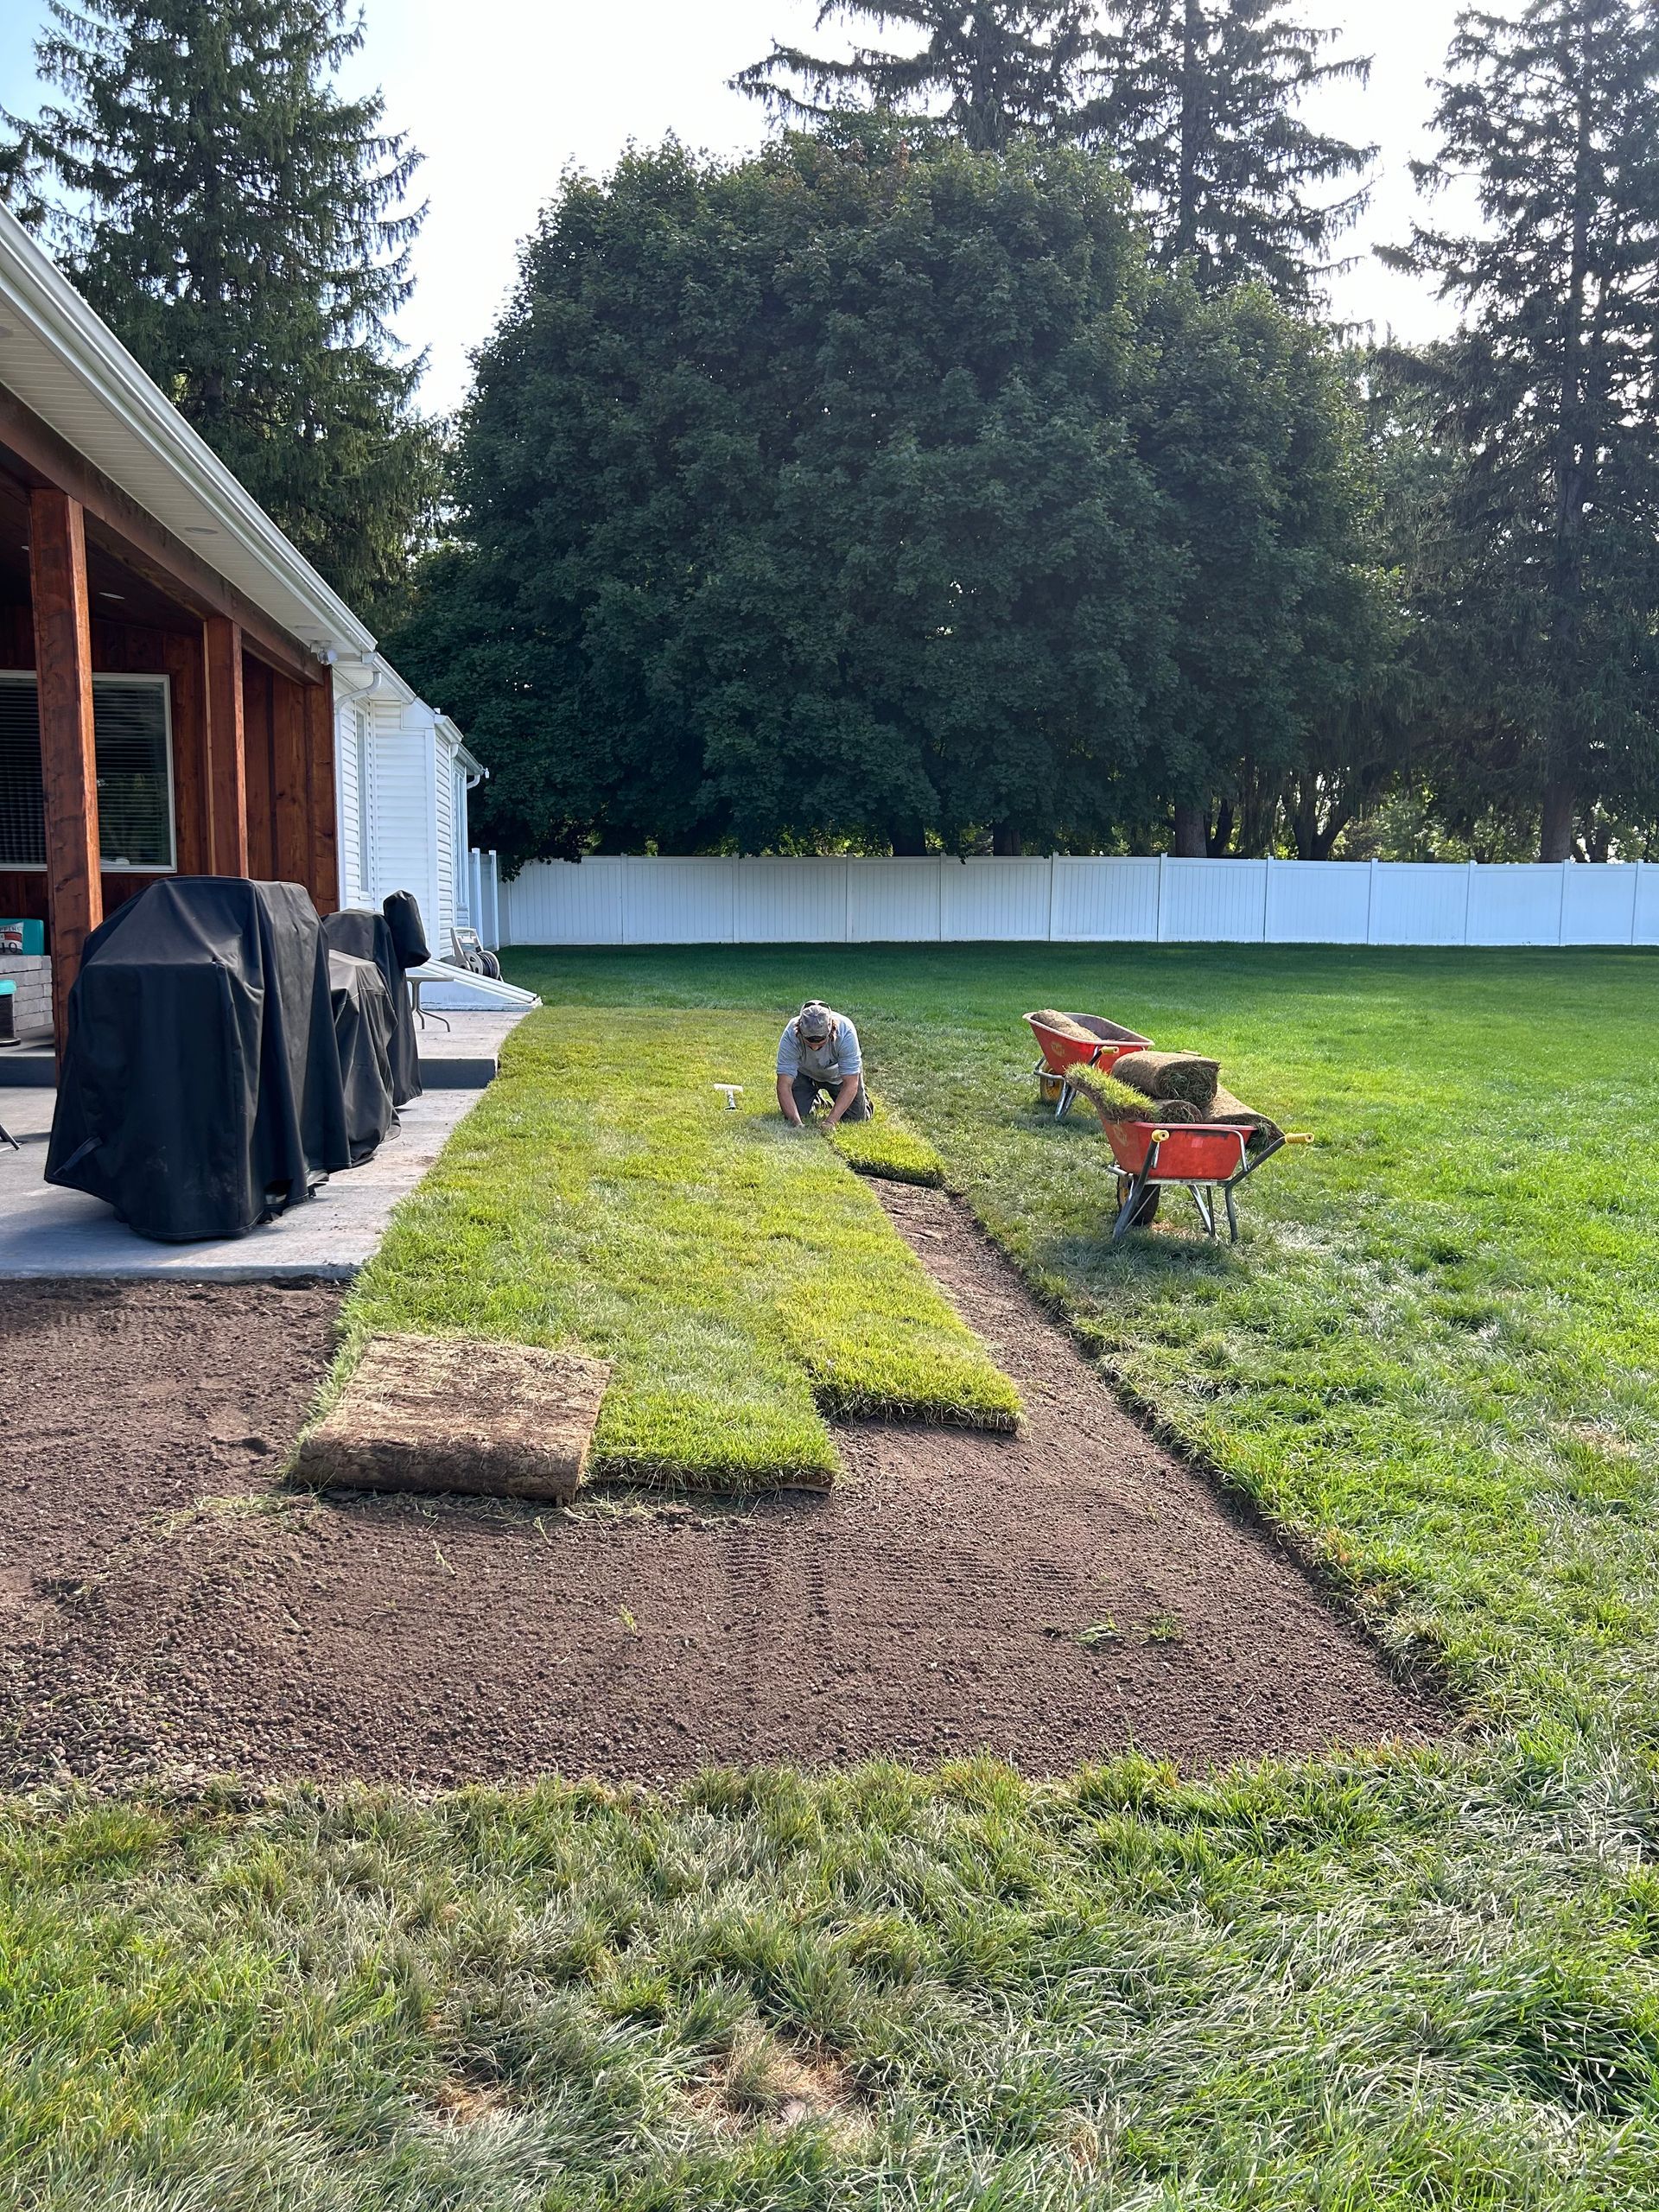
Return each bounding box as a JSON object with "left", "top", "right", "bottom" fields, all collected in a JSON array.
[
  {"left": 28, "top": 487, "right": 102, "bottom": 1050},
  {"left": 302, "top": 669, "right": 338, "bottom": 913},
  {"left": 204, "top": 616, "right": 247, "bottom": 874},
  {"left": 161, "top": 629, "right": 207, "bottom": 874},
  {"left": 271, "top": 670, "right": 309, "bottom": 886},
  {"left": 241, "top": 657, "right": 275, "bottom": 878}
]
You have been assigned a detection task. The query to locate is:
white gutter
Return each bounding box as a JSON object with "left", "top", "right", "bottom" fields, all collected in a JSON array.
[{"left": 0, "top": 205, "right": 374, "bottom": 664}]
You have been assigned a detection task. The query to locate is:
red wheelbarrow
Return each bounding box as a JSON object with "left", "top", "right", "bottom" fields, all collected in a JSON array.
[
  {"left": 1024, "top": 1010, "right": 1154, "bottom": 1119},
  {"left": 1103, "top": 1117, "right": 1306, "bottom": 1243}
]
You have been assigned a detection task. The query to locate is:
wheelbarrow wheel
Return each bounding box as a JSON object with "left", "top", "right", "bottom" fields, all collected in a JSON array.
[{"left": 1115, "top": 1173, "right": 1160, "bottom": 1227}]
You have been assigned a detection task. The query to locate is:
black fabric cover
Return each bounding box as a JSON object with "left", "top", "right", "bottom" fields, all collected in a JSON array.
[
  {"left": 47, "top": 878, "right": 351, "bottom": 1242},
  {"left": 321, "top": 907, "right": 423, "bottom": 1104},
  {"left": 381, "top": 889, "right": 429, "bottom": 971},
  {"left": 328, "top": 950, "right": 397, "bottom": 1165}
]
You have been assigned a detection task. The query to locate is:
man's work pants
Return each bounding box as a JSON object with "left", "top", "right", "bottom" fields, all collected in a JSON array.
[{"left": 789, "top": 1072, "right": 871, "bottom": 1122}]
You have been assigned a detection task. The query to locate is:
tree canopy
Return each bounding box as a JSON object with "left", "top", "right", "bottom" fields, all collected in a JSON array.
[
  {"left": 733, "top": 1, "right": 1099, "bottom": 152},
  {"left": 387, "top": 135, "right": 1385, "bottom": 868},
  {"left": 1382, "top": 0, "right": 1659, "bottom": 860},
  {"left": 1, "top": 0, "right": 442, "bottom": 616}
]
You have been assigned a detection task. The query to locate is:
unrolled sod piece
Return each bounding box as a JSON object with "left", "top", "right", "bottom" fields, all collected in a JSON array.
[
  {"left": 1064, "top": 1060, "right": 1203, "bottom": 1125},
  {"left": 296, "top": 1333, "right": 612, "bottom": 1502}
]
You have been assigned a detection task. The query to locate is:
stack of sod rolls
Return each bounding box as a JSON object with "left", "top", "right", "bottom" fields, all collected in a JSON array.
[{"left": 1064, "top": 1060, "right": 1204, "bottom": 1125}]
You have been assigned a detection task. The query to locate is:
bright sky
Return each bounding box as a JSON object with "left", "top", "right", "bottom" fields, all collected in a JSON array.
[{"left": 0, "top": 0, "right": 1467, "bottom": 417}]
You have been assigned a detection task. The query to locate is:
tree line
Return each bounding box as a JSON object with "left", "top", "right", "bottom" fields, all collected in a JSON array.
[{"left": 7, "top": 0, "right": 1659, "bottom": 866}]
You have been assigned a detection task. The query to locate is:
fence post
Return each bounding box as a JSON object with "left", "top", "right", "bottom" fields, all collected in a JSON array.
[
  {"left": 1633, "top": 859, "right": 1643, "bottom": 947},
  {"left": 842, "top": 855, "right": 853, "bottom": 944},
  {"left": 1261, "top": 854, "right": 1273, "bottom": 943},
  {"left": 1557, "top": 855, "right": 1570, "bottom": 946},
  {"left": 1463, "top": 858, "right": 1477, "bottom": 944},
  {"left": 1156, "top": 852, "right": 1167, "bottom": 943},
  {"left": 1047, "top": 849, "right": 1058, "bottom": 942}
]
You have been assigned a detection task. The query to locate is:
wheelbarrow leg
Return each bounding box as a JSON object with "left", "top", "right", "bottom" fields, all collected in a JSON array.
[
  {"left": 1057, "top": 1081, "right": 1074, "bottom": 1119},
  {"left": 1224, "top": 1183, "right": 1239, "bottom": 1243},
  {"left": 1191, "top": 1182, "right": 1216, "bottom": 1237},
  {"left": 1110, "top": 1171, "right": 1151, "bottom": 1243}
]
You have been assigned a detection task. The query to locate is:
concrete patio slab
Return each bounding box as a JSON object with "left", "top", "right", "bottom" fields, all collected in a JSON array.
[{"left": 0, "top": 1009, "right": 531, "bottom": 1282}]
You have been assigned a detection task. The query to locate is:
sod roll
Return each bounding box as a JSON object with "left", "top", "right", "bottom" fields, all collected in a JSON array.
[
  {"left": 1064, "top": 1060, "right": 1202, "bottom": 1124},
  {"left": 1027, "top": 1008, "right": 1098, "bottom": 1040},
  {"left": 1112, "top": 1050, "right": 1221, "bottom": 1114}
]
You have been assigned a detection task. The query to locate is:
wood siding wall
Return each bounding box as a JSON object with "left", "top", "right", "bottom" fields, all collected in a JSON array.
[{"left": 0, "top": 597, "right": 336, "bottom": 937}]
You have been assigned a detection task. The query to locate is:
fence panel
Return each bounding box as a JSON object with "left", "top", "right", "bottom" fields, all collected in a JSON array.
[
  {"left": 1467, "top": 864, "right": 1565, "bottom": 946},
  {"left": 734, "top": 858, "right": 848, "bottom": 944},
  {"left": 1265, "top": 859, "right": 1371, "bottom": 944},
  {"left": 1561, "top": 862, "right": 1639, "bottom": 944},
  {"left": 847, "top": 859, "right": 943, "bottom": 941},
  {"left": 1160, "top": 857, "right": 1268, "bottom": 941},
  {"left": 1051, "top": 856, "right": 1160, "bottom": 940},
  {"left": 1634, "top": 863, "right": 1659, "bottom": 944},
  {"left": 621, "top": 859, "right": 734, "bottom": 944},
  {"left": 941, "top": 857, "right": 1053, "bottom": 939},
  {"left": 1369, "top": 862, "right": 1468, "bottom": 946},
  {"left": 502, "top": 855, "right": 624, "bottom": 945}
]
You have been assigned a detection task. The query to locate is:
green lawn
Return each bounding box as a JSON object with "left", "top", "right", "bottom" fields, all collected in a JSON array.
[
  {"left": 344, "top": 1007, "right": 1018, "bottom": 1485},
  {"left": 10, "top": 943, "right": 1659, "bottom": 2210}
]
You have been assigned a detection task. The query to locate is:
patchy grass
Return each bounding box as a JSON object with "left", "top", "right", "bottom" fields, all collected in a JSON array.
[
  {"left": 345, "top": 1007, "right": 1017, "bottom": 1487},
  {"left": 10, "top": 941, "right": 1659, "bottom": 2209},
  {"left": 503, "top": 943, "right": 1659, "bottom": 1738},
  {"left": 8, "top": 1753, "right": 1659, "bottom": 2209},
  {"left": 825, "top": 1094, "right": 945, "bottom": 1185}
]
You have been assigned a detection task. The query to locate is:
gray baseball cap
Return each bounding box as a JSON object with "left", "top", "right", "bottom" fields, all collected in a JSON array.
[{"left": 798, "top": 999, "right": 832, "bottom": 1040}]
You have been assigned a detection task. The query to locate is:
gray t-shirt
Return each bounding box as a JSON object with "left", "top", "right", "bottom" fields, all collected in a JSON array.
[{"left": 777, "top": 1011, "right": 861, "bottom": 1084}]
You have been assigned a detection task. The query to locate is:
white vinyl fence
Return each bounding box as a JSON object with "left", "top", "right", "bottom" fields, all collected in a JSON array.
[{"left": 469, "top": 851, "right": 1659, "bottom": 951}]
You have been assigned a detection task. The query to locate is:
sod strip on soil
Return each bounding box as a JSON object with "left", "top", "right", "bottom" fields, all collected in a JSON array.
[{"left": 345, "top": 1008, "right": 1019, "bottom": 1487}]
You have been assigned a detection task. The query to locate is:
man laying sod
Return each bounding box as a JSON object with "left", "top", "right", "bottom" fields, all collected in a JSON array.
[{"left": 776, "top": 997, "right": 872, "bottom": 1126}]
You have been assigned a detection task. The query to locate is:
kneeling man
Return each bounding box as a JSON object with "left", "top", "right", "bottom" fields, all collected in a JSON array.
[{"left": 776, "top": 999, "right": 872, "bottom": 1126}]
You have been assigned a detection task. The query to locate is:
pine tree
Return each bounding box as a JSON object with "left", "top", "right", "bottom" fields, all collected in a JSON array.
[
  {"left": 733, "top": 1, "right": 1099, "bottom": 152},
  {"left": 1091, "top": 0, "right": 1372, "bottom": 307},
  {"left": 1383, "top": 0, "right": 1659, "bottom": 859},
  {"left": 2, "top": 0, "right": 441, "bottom": 615}
]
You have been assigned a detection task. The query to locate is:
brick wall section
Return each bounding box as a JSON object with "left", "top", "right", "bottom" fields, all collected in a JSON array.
[{"left": 0, "top": 955, "right": 53, "bottom": 1038}]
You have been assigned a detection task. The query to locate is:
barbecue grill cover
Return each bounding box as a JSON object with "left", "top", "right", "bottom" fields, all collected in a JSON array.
[
  {"left": 47, "top": 877, "right": 351, "bottom": 1241},
  {"left": 321, "top": 907, "right": 422, "bottom": 1104},
  {"left": 328, "top": 950, "right": 398, "bottom": 1165},
  {"left": 381, "top": 888, "right": 429, "bottom": 971}
]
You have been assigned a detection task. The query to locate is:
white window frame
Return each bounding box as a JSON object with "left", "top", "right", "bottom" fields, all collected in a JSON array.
[{"left": 0, "top": 667, "right": 178, "bottom": 874}]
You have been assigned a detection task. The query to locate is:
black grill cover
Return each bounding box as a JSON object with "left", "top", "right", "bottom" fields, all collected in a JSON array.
[
  {"left": 327, "top": 950, "right": 397, "bottom": 1165},
  {"left": 381, "top": 889, "right": 429, "bottom": 971},
  {"left": 47, "top": 878, "right": 351, "bottom": 1242},
  {"left": 321, "top": 907, "right": 422, "bottom": 1104}
]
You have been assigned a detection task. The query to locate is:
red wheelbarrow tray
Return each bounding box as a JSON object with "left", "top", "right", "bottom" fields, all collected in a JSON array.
[
  {"left": 1025, "top": 1010, "right": 1153, "bottom": 1074},
  {"left": 1102, "top": 1118, "right": 1256, "bottom": 1179}
]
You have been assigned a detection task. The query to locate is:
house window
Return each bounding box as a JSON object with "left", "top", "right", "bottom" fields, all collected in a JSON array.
[{"left": 0, "top": 671, "right": 176, "bottom": 872}]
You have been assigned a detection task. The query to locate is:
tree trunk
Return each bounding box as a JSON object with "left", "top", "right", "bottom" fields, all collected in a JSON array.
[
  {"left": 1176, "top": 0, "right": 1201, "bottom": 262},
  {"left": 890, "top": 821, "right": 927, "bottom": 858},
  {"left": 1206, "top": 798, "right": 1234, "bottom": 856},
  {"left": 1540, "top": 779, "right": 1576, "bottom": 861},
  {"left": 1172, "top": 802, "right": 1207, "bottom": 857},
  {"left": 991, "top": 823, "right": 1022, "bottom": 856}
]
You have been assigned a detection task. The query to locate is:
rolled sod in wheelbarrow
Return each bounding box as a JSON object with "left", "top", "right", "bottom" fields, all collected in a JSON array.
[
  {"left": 296, "top": 1334, "right": 612, "bottom": 1501},
  {"left": 1063, "top": 1060, "right": 1203, "bottom": 1125},
  {"left": 1111, "top": 1050, "right": 1221, "bottom": 1114}
]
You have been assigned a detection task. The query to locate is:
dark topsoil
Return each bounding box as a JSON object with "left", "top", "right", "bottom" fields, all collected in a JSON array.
[{"left": 0, "top": 1193, "right": 1436, "bottom": 1790}]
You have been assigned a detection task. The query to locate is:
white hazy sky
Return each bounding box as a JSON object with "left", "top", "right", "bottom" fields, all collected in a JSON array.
[{"left": 0, "top": 0, "right": 1469, "bottom": 416}]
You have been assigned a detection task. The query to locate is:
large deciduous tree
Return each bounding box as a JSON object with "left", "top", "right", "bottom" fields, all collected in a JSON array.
[
  {"left": 732, "top": 1, "right": 1099, "bottom": 152},
  {"left": 1383, "top": 0, "right": 1659, "bottom": 860},
  {"left": 388, "top": 134, "right": 1382, "bottom": 867},
  {"left": 1089, "top": 0, "right": 1373, "bottom": 307},
  {"left": 2, "top": 0, "right": 441, "bottom": 615}
]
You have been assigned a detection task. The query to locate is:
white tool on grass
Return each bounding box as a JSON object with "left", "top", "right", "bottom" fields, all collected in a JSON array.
[{"left": 713, "top": 1084, "right": 744, "bottom": 1110}]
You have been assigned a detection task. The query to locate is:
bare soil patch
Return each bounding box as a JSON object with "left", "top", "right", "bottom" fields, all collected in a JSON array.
[{"left": 0, "top": 1212, "right": 1435, "bottom": 1790}]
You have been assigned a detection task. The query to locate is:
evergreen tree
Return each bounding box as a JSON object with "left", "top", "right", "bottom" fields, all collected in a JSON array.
[
  {"left": 1383, "top": 0, "right": 1659, "bottom": 860},
  {"left": 733, "top": 1, "right": 1099, "bottom": 151},
  {"left": 1090, "top": 0, "right": 1372, "bottom": 306},
  {"left": 2, "top": 0, "right": 441, "bottom": 615}
]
